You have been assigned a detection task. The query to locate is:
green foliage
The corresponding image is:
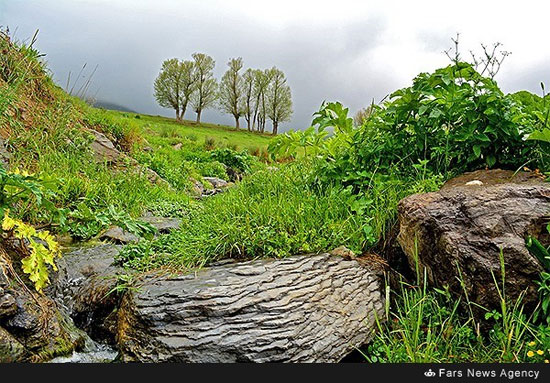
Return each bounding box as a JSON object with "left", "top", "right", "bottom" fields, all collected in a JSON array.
[
  {"left": 534, "top": 272, "right": 550, "bottom": 326},
  {"left": 65, "top": 203, "right": 157, "bottom": 241},
  {"left": 0, "top": 165, "right": 62, "bottom": 292},
  {"left": 210, "top": 148, "right": 253, "bottom": 172},
  {"left": 528, "top": 128, "right": 550, "bottom": 144},
  {"left": 268, "top": 101, "right": 350, "bottom": 159},
  {"left": 352, "top": 63, "right": 543, "bottom": 174},
  {"left": 0, "top": 166, "right": 56, "bottom": 221},
  {"left": 526, "top": 224, "right": 550, "bottom": 326},
  {"left": 2, "top": 214, "right": 60, "bottom": 291}
]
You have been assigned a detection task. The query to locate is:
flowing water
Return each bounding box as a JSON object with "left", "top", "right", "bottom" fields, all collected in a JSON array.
[{"left": 49, "top": 341, "right": 118, "bottom": 363}]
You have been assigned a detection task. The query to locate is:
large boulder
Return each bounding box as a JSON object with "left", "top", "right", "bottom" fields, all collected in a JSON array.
[
  {"left": 117, "top": 253, "right": 385, "bottom": 362},
  {"left": 397, "top": 169, "right": 550, "bottom": 315}
]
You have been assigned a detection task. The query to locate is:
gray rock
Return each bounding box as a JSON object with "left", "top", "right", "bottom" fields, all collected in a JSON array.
[
  {"left": 100, "top": 226, "right": 140, "bottom": 244},
  {"left": 140, "top": 216, "right": 181, "bottom": 234},
  {"left": 0, "top": 137, "right": 11, "bottom": 167},
  {"left": 118, "top": 253, "right": 385, "bottom": 362},
  {"left": 0, "top": 326, "right": 27, "bottom": 362},
  {"left": 190, "top": 177, "right": 232, "bottom": 198},
  {"left": 50, "top": 244, "right": 124, "bottom": 343},
  {"left": 0, "top": 291, "right": 17, "bottom": 318},
  {"left": 397, "top": 169, "right": 550, "bottom": 316},
  {"left": 86, "top": 129, "right": 121, "bottom": 163},
  {"left": 203, "top": 176, "right": 229, "bottom": 189}
]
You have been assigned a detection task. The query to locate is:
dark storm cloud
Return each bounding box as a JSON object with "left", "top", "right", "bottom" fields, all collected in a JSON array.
[
  {"left": 0, "top": 0, "right": 390, "bottom": 131},
  {"left": 2, "top": 1, "right": 549, "bottom": 132}
]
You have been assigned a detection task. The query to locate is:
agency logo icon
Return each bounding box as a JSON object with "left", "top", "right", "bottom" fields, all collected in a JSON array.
[{"left": 424, "top": 369, "right": 436, "bottom": 378}]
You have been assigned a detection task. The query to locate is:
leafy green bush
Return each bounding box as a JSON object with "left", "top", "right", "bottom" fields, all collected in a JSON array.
[
  {"left": 271, "top": 63, "right": 548, "bottom": 192},
  {"left": 210, "top": 148, "right": 253, "bottom": 172},
  {"left": 65, "top": 203, "right": 157, "bottom": 241},
  {"left": 350, "top": 63, "right": 546, "bottom": 175},
  {"left": 0, "top": 165, "right": 62, "bottom": 291}
]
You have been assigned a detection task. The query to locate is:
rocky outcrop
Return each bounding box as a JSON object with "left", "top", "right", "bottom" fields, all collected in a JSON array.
[
  {"left": 117, "top": 253, "right": 385, "bottom": 363},
  {"left": 100, "top": 227, "right": 140, "bottom": 244},
  {"left": 397, "top": 169, "right": 550, "bottom": 315},
  {"left": 0, "top": 247, "right": 86, "bottom": 362},
  {"left": 86, "top": 129, "right": 121, "bottom": 164},
  {"left": 85, "top": 128, "right": 169, "bottom": 187},
  {"left": 50, "top": 244, "right": 124, "bottom": 344}
]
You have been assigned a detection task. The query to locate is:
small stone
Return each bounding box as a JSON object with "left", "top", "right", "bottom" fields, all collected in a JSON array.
[
  {"left": 100, "top": 226, "right": 140, "bottom": 244},
  {"left": 330, "top": 246, "right": 356, "bottom": 260},
  {"left": 465, "top": 180, "right": 483, "bottom": 186},
  {"left": 0, "top": 292, "right": 17, "bottom": 318}
]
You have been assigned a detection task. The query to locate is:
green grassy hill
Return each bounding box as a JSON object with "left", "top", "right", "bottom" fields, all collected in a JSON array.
[{"left": 103, "top": 110, "right": 273, "bottom": 153}]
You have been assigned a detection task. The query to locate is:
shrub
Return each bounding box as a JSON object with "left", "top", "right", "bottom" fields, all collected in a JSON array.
[
  {"left": 210, "top": 148, "right": 253, "bottom": 173},
  {"left": 204, "top": 136, "right": 216, "bottom": 150}
]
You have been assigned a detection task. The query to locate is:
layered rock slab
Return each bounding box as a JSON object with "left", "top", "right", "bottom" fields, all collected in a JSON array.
[{"left": 117, "top": 253, "right": 385, "bottom": 362}]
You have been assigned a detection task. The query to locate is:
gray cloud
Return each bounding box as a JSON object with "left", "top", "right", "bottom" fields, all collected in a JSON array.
[{"left": 2, "top": 1, "right": 550, "bottom": 132}]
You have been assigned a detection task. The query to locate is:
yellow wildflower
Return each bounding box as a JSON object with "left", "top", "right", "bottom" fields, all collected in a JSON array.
[
  {"left": 545, "top": 360, "right": 549, "bottom": 364},
  {"left": 528, "top": 341, "right": 536, "bottom": 347},
  {"left": 527, "top": 351, "right": 535, "bottom": 357},
  {"left": 537, "top": 350, "right": 544, "bottom": 356}
]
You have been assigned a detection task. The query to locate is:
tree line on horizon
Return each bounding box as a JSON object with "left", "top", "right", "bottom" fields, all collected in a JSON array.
[{"left": 153, "top": 53, "right": 293, "bottom": 135}]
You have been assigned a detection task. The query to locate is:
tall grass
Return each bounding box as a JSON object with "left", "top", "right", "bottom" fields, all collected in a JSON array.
[
  {"left": 117, "top": 161, "right": 371, "bottom": 269},
  {"left": 364, "top": 249, "right": 550, "bottom": 363}
]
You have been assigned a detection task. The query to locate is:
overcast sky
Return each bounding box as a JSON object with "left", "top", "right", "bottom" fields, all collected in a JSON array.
[{"left": 1, "top": 0, "right": 550, "bottom": 131}]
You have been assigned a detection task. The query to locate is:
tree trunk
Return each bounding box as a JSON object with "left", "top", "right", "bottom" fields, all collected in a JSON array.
[
  {"left": 272, "top": 121, "right": 278, "bottom": 135},
  {"left": 181, "top": 102, "right": 188, "bottom": 121},
  {"left": 117, "top": 253, "right": 385, "bottom": 362},
  {"left": 175, "top": 108, "right": 180, "bottom": 121},
  {"left": 196, "top": 110, "right": 202, "bottom": 123},
  {"left": 234, "top": 116, "right": 240, "bottom": 130}
]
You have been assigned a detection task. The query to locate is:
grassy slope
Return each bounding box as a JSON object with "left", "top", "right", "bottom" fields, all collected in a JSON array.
[
  {"left": 104, "top": 110, "right": 273, "bottom": 153},
  {"left": 0, "top": 31, "right": 272, "bottom": 240}
]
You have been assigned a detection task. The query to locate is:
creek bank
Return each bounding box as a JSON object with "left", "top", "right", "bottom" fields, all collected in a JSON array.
[
  {"left": 0, "top": 241, "right": 88, "bottom": 362},
  {"left": 48, "top": 242, "right": 386, "bottom": 362}
]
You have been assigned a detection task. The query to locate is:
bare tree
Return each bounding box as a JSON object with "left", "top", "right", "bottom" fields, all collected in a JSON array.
[
  {"left": 191, "top": 53, "right": 218, "bottom": 123},
  {"left": 219, "top": 57, "right": 244, "bottom": 129},
  {"left": 266, "top": 67, "right": 292, "bottom": 135}
]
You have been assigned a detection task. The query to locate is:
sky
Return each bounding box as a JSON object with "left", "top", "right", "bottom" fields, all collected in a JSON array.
[{"left": 1, "top": 0, "right": 550, "bottom": 132}]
